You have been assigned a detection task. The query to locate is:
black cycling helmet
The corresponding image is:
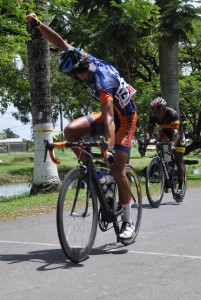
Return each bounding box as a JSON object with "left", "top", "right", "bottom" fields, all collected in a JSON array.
[
  {"left": 151, "top": 97, "right": 167, "bottom": 112},
  {"left": 57, "top": 48, "right": 88, "bottom": 74}
]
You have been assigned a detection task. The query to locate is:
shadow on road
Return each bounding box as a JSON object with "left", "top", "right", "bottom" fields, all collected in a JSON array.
[
  {"left": 0, "top": 248, "right": 84, "bottom": 270},
  {"left": 142, "top": 201, "right": 180, "bottom": 209},
  {"left": 0, "top": 243, "right": 130, "bottom": 269},
  {"left": 91, "top": 242, "right": 129, "bottom": 256}
]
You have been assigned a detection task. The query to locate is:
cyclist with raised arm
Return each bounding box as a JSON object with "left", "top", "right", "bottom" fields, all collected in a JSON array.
[
  {"left": 139, "top": 97, "right": 186, "bottom": 201},
  {"left": 26, "top": 13, "right": 137, "bottom": 239}
]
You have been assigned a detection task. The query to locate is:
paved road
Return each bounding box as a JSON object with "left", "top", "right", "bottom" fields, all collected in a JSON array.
[{"left": 1, "top": 188, "right": 201, "bottom": 300}]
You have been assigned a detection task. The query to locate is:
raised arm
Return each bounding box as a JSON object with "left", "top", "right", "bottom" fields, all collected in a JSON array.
[{"left": 26, "top": 13, "right": 75, "bottom": 51}]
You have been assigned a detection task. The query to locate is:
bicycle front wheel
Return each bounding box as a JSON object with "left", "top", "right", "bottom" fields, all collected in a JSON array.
[
  {"left": 146, "top": 157, "right": 165, "bottom": 208},
  {"left": 120, "top": 165, "right": 142, "bottom": 246},
  {"left": 57, "top": 167, "right": 98, "bottom": 263}
]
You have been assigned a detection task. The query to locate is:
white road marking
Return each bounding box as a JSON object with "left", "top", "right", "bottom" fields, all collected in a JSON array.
[
  {"left": 0, "top": 240, "right": 59, "bottom": 247},
  {"left": 114, "top": 249, "right": 201, "bottom": 260},
  {"left": 1, "top": 240, "right": 201, "bottom": 260}
]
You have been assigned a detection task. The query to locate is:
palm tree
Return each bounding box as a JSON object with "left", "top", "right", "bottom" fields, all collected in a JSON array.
[
  {"left": 3, "top": 128, "right": 19, "bottom": 139},
  {"left": 155, "top": 0, "right": 197, "bottom": 113},
  {"left": 27, "top": 0, "right": 60, "bottom": 194}
]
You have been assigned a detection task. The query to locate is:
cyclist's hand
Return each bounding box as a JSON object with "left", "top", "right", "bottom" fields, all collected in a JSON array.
[
  {"left": 26, "top": 13, "right": 38, "bottom": 22},
  {"left": 170, "top": 144, "right": 176, "bottom": 151},
  {"left": 104, "top": 148, "right": 115, "bottom": 164},
  {"left": 26, "top": 13, "right": 41, "bottom": 28}
]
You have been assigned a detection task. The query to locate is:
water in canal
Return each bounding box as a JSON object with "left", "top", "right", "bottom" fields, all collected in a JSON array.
[{"left": 0, "top": 183, "right": 31, "bottom": 198}]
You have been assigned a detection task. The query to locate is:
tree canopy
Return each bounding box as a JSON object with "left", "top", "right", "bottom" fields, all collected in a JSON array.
[
  {"left": 0, "top": 0, "right": 201, "bottom": 149},
  {"left": 3, "top": 128, "right": 19, "bottom": 138}
]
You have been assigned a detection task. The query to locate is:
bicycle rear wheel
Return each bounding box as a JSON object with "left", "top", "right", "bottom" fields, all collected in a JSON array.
[
  {"left": 146, "top": 157, "right": 165, "bottom": 208},
  {"left": 120, "top": 165, "right": 142, "bottom": 246},
  {"left": 173, "top": 164, "right": 187, "bottom": 203},
  {"left": 57, "top": 167, "right": 98, "bottom": 263}
]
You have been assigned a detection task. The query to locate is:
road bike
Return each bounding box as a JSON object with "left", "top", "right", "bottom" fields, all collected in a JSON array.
[
  {"left": 139, "top": 140, "right": 187, "bottom": 208},
  {"left": 44, "top": 137, "right": 142, "bottom": 263}
]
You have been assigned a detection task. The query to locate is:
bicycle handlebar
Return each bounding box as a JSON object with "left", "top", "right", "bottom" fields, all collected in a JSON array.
[
  {"left": 138, "top": 140, "right": 173, "bottom": 147},
  {"left": 44, "top": 137, "right": 114, "bottom": 165},
  {"left": 138, "top": 140, "right": 175, "bottom": 160}
]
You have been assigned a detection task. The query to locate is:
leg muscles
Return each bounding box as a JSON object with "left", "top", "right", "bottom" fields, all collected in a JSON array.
[{"left": 110, "top": 150, "right": 130, "bottom": 205}]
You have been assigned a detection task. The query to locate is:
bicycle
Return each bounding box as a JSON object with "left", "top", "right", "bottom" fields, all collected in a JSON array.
[
  {"left": 138, "top": 140, "right": 187, "bottom": 208},
  {"left": 44, "top": 137, "right": 142, "bottom": 263}
]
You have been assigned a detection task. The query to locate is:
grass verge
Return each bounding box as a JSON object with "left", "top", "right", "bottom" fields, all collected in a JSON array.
[{"left": 0, "top": 148, "right": 201, "bottom": 221}]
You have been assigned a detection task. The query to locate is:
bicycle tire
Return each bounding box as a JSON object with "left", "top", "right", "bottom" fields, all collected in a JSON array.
[
  {"left": 120, "top": 165, "right": 142, "bottom": 246},
  {"left": 57, "top": 167, "right": 98, "bottom": 263},
  {"left": 173, "top": 164, "right": 187, "bottom": 203},
  {"left": 146, "top": 157, "right": 165, "bottom": 208}
]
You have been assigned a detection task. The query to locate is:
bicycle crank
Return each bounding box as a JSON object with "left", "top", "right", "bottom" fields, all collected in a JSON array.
[{"left": 98, "top": 209, "right": 109, "bottom": 231}]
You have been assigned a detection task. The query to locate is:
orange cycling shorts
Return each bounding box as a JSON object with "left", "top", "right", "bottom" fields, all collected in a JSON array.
[{"left": 85, "top": 109, "right": 137, "bottom": 153}]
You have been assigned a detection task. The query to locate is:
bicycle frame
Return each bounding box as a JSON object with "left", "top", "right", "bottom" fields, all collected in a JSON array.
[
  {"left": 139, "top": 140, "right": 177, "bottom": 197},
  {"left": 45, "top": 138, "right": 142, "bottom": 262},
  {"left": 157, "top": 143, "right": 178, "bottom": 198},
  {"left": 44, "top": 138, "right": 122, "bottom": 233},
  {"left": 83, "top": 151, "right": 114, "bottom": 223},
  {"left": 90, "top": 159, "right": 124, "bottom": 236},
  {"left": 157, "top": 143, "right": 173, "bottom": 178}
]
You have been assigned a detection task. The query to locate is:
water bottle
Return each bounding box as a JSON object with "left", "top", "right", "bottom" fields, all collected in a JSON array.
[
  {"left": 97, "top": 171, "right": 109, "bottom": 196},
  {"left": 105, "top": 171, "right": 115, "bottom": 199}
]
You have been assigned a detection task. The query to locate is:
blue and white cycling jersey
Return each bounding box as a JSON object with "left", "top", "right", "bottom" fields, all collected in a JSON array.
[{"left": 84, "top": 53, "right": 137, "bottom": 116}]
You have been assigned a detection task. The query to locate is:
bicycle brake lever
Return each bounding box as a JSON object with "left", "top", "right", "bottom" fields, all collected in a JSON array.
[{"left": 99, "top": 136, "right": 108, "bottom": 149}]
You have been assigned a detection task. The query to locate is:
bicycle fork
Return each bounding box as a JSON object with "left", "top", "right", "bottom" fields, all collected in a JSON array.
[{"left": 69, "top": 164, "right": 90, "bottom": 218}]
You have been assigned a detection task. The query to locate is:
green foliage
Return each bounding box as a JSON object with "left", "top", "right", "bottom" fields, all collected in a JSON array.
[
  {"left": 0, "top": 0, "right": 33, "bottom": 57},
  {"left": 134, "top": 75, "right": 161, "bottom": 139},
  {"left": 0, "top": 54, "right": 31, "bottom": 119},
  {"left": 0, "top": 0, "right": 34, "bottom": 117},
  {"left": 48, "top": 0, "right": 161, "bottom": 124},
  {"left": 48, "top": 0, "right": 73, "bottom": 15},
  {"left": 0, "top": 0, "right": 200, "bottom": 146},
  {"left": 62, "top": 0, "right": 159, "bottom": 83},
  {"left": 180, "top": 18, "right": 201, "bottom": 73},
  {"left": 180, "top": 75, "right": 201, "bottom": 140},
  {"left": 155, "top": 0, "right": 199, "bottom": 42},
  {"left": 179, "top": 17, "right": 201, "bottom": 140}
]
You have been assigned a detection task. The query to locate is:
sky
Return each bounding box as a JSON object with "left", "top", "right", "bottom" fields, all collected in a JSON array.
[{"left": 0, "top": 104, "right": 68, "bottom": 140}]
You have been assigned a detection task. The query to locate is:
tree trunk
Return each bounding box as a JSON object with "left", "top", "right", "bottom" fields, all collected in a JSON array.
[
  {"left": 27, "top": 3, "right": 60, "bottom": 194},
  {"left": 156, "top": 0, "right": 180, "bottom": 114},
  {"left": 159, "top": 41, "right": 180, "bottom": 113}
]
